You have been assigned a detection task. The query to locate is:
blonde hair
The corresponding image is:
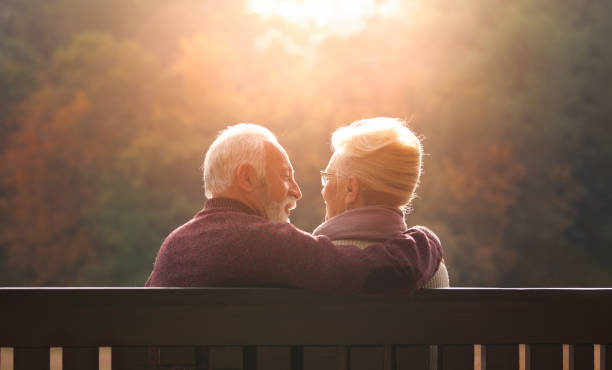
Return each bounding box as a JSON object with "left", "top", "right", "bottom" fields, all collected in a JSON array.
[
  {"left": 331, "top": 117, "right": 423, "bottom": 209},
  {"left": 203, "top": 123, "right": 279, "bottom": 198}
]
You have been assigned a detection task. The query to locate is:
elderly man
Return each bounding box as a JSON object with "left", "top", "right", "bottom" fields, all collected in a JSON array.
[{"left": 145, "top": 124, "right": 442, "bottom": 294}]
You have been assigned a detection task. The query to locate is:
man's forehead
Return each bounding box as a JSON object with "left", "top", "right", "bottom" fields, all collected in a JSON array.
[{"left": 264, "top": 141, "right": 293, "bottom": 169}]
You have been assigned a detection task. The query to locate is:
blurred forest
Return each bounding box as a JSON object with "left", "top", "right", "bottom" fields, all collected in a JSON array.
[{"left": 1, "top": 0, "right": 611, "bottom": 287}]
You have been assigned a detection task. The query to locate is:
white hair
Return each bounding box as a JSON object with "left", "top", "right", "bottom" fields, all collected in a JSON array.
[
  {"left": 203, "top": 123, "right": 279, "bottom": 198},
  {"left": 331, "top": 117, "right": 423, "bottom": 208}
]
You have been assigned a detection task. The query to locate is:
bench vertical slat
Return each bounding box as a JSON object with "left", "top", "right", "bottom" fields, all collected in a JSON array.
[
  {"left": 531, "top": 344, "right": 562, "bottom": 370},
  {"left": 563, "top": 344, "right": 574, "bottom": 370},
  {"left": 290, "top": 346, "right": 303, "bottom": 370},
  {"left": 595, "top": 344, "right": 612, "bottom": 370},
  {"left": 63, "top": 347, "right": 98, "bottom": 370},
  {"left": 243, "top": 346, "right": 257, "bottom": 370},
  {"left": 384, "top": 345, "right": 393, "bottom": 370},
  {"left": 430, "top": 345, "right": 442, "bottom": 370},
  {"left": 13, "top": 347, "right": 49, "bottom": 370},
  {"left": 99, "top": 347, "right": 111, "bottom": 370},
  {"left": 337, "top": 345, "right": 348, "bottom": 370},
  {"left": 196, "top": 346, "right": 210, "bottom": 370},
  {"left": 1, "top": 347, "right": 14, "bottom": 370},
  {"left": 595, "top": 345, "right": 603, "bottom": 370},
  {"left": 395, "top": 345, "right": 429, "bottom": 370},
  {"left": 519, "top": 344, "right": 531, "bottom": 370},
  {"left": 485, "top": 345, "right": 518, "bottom": 370},
  {"left": 474, "top": 345, "right": 485, "bottom": 370},
  {"left": 49, "top": 347, "right": 61, "bottom": 370},
  {"left": 439, "top": 345, "right": 472, "bottom": 370}
]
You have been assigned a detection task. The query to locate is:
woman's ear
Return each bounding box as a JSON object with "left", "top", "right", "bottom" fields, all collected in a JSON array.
[
  {"left": 235, "top": 163, "right": 258, "bottom": 193},
  {"left": 344, "top": 176, "right": 360, "bottom": 205}
]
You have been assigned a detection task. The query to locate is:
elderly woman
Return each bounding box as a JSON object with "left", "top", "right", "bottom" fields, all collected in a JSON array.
[{"left": 313, "top": 117, "right": 449, "bottom": 288}]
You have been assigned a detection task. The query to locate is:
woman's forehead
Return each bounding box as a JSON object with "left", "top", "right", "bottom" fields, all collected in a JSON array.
[{"left": 326, "top": 152, "right": 340, "bottom": 171}]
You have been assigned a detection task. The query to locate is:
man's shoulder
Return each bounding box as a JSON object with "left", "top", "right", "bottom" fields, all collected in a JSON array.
[
  {"left": 163, "top": 208, "right": 274, "bottom": 244},
  {"left": 193, "top": 207, "right": 270, "bottom": 228}
]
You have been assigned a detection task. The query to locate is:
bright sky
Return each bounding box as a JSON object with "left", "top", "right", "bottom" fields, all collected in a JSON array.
[{"left": 247, "top": 0, "right": 401, "bottom": 37}]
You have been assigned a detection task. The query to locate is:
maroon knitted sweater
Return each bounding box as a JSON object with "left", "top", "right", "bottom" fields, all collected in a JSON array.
[{"left": 145, "top": 198, "right": 442, "bottom": 295}]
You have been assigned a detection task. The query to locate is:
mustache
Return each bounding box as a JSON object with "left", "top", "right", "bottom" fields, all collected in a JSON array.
[{"left": 285, "top": 197, "right": 298, "bottom": 210}]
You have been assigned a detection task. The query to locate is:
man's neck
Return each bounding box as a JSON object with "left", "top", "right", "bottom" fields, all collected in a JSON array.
[{"left": 213, "top": 187, "right": 266, "bottom": 219}]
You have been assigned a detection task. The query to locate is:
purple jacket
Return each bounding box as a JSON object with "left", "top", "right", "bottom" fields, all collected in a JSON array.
[{"left": 145, "top": 198, "right": 442, "bottom": 295}]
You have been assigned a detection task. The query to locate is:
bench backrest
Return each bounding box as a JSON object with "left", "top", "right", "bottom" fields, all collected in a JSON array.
[{"left": 1, "top": 287, "right": 611, "bottom": 369}]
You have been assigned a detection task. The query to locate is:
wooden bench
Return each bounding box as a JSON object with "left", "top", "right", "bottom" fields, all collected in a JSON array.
[{"left": 1, "top": 287, "right": 611, "bottom": 369}]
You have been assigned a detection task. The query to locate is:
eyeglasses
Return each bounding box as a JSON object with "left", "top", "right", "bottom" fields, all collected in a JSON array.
[{"left": 320, "top": 171, "right": 340, "bottom": 186}]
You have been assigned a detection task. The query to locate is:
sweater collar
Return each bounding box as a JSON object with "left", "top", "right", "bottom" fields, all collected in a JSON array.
[
  {"left": 203, "top": 197, "right": 262, "bottom": 217},
  {"left": 312, "top": 205, "right": 407, "bottom": 241}
]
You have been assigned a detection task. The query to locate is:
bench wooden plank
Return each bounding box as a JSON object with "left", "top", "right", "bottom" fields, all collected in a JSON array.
[
  {"left": 243, "top": 346, "right": 256, "bottom": 370},
  {"left": 2, "top": 287, "right": 612, "bottom": 370},
  {"left": 2, "top": 288, "right": 612, "bottom": 347},
  {"left": 196, "top": 346, "right": 210, "bottom": 370},
  {"left": 0, "top": 347, "right": 14, "bottom": 370},
  {"left": 289, "top": 346, "right": 303, "bottom": 370}
]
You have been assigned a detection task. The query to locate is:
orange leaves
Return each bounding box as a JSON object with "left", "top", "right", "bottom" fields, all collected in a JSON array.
[
  {"left": 415, "top": 142, "right": 527, "bottom": 284},
  {"left": 0, "top": 32, "right": 165, "bottom": 285},
  {"left": 1, "top": 88, "right": 98, "bottom": 284},
  {"left": 52, "top": 90, "right": 90, "bottom": 131},
  {"left": 443, "top": 143, "right": 526, "bottom": 215}
]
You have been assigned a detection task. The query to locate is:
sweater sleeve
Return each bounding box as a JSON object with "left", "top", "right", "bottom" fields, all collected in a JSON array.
[{"left": 230, "top": 219, "right": 443, "bottom": 295}]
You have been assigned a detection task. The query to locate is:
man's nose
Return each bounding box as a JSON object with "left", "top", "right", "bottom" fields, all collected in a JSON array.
[{"left": 290, "top": 179, "right": 302, "bottom": 200}]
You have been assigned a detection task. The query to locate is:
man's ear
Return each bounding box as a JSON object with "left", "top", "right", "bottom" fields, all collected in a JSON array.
[
  {"left": 344, "top": 176, "right": 360, "bottom": 205},
  {"left": 235, "top": 163, "right": 258, "bottom": 193}
]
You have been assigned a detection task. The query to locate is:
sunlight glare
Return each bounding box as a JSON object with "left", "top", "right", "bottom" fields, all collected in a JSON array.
[{"left": 248, "top": 0, "right": 400, "bottom": 36}]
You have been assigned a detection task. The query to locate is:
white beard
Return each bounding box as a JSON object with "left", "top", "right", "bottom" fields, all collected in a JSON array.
[
  {"left": 264, "top": 200, "right": 290, "bottom": 223},
  {"left": 256, "top": 181, "right": 296, "bottom": 223}
]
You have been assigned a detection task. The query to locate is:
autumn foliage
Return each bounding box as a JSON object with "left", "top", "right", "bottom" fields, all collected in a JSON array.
[{"left": 1, "top": 0, "right": 611, "bottom": 286}]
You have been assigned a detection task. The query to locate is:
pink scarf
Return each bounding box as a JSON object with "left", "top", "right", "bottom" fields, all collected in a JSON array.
[{"left": 312, "top": 205, "right": 407, "bottom": 241}]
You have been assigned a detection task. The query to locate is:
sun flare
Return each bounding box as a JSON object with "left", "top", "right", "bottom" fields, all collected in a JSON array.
[{"left": 247, "top": 0, "right": 399, "bottom": 35}]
